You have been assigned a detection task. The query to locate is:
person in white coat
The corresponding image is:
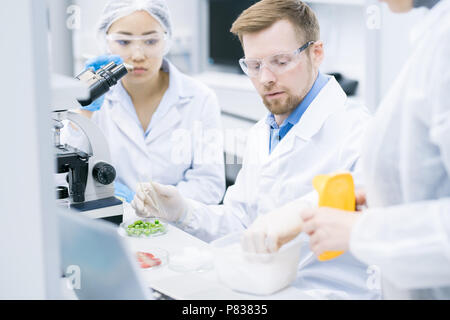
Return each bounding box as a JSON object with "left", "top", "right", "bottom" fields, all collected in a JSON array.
[
  {"left": 132, "top": 0, "right": 379, "bottom": 299},
  {"left": 63, "top": 0, "right": 226, "bottom": 205},
  {"left": 247, "top": 0, "right": 450, "bottom": 299}
]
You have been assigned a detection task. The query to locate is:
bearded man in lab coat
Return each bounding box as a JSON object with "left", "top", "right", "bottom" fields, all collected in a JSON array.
[
  {"left": 132, "top": 0, "right": 379, "bottom": 299},
  {"left": 250, "top": 0, "right": 450, "bottom": 300}
]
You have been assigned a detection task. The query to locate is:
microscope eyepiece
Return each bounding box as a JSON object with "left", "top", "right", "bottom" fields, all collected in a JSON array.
[{"left": 76, "top": 62, "right": 128, "bottom": 107}]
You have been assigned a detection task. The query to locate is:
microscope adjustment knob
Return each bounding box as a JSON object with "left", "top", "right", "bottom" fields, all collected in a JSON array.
[{"left": 92, "top": 162, "right": 116, "bottom": 185}]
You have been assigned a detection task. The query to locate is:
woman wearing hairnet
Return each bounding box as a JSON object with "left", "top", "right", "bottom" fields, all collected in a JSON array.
[
  {"left": 65, "top": 0, "right": 226, "bottom": 205},
  {"left": 243, "top": 0, "right": 450, "bottom": 299}
]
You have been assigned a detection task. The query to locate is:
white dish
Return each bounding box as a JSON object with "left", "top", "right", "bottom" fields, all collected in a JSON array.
[
  {"left": 168, "top": 246, "right": 214, "bottom": 273},
  {"left": 211, "top": 232, "right": 303, "bottom": 295}
]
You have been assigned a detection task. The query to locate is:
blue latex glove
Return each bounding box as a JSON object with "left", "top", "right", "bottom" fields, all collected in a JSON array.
[
  {"left": 114, "top": 182, "right": 136, "bottom": 203},
  {"left": 85, "top": 54, "right": 123, "bottom": 72},
  {"left": 83, "top": 96, "right": 105, "bottom": 112},
  {"left": 81, "top": 55, "right": 124, "bottom": 112}
]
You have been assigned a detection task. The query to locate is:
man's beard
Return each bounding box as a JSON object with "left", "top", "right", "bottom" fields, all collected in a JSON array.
[
  {"left": 262, "top": 65, "right": 314, "bottom": 116},
  {"left": 262, "top": 89, "right": 304, "bottom": 116}
]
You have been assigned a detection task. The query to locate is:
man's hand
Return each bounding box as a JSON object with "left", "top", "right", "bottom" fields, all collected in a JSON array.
[
  {"left": 242, "top": 199, "right": 307, "bottom": 254},
  {"left": 131, "top": 182, "right": 189, "bottom": 222}
]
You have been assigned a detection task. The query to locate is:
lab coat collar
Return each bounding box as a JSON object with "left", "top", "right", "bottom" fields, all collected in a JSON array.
[
  {"left": 108, "top": 87, "right": 149, "bottom": 158},
  {"left": 158, "top": 58, "right": 195, "bottom": 110},
  {"left": 291, "top": 76, "right": 347, "bottom": 141},
  {"left": 106, "top": 79, "right": 134, "bottom": 116},
  {"left": 410, "top": 0, "right": 450, "bottom": 43},
  {"left": 146, "top": 59, "right": 192, "bottom": 134},
  {"left": 256, "top": 76, "right": 346, "bottom": 163},
  {"left": 105, "top": 59, "right": 192, "bottom": 157}
]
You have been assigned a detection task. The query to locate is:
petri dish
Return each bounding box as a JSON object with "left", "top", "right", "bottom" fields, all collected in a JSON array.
[{"left": 119, "top": 217, "right": 168, "bottom": 238}]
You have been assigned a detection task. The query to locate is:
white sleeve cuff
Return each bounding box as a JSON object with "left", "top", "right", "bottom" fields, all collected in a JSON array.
[{"left": 175, "top": 198, "right": 200, "bottom": 231}]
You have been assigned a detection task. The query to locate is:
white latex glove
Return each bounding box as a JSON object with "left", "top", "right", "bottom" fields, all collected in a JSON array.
[
  {"left": 131, "top": 182, "right": 188, "bottom": 222},
  {"left": 242, "top": 198, "right": 310, "bottom": 254}
]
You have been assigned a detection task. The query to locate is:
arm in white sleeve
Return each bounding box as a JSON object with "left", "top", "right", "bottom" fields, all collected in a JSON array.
[
  {"left": 340, "top": 105, "right": 372, "bottom": 191},
  {"left": 175, "top": 158, "right": 255, "bottom": 243},
  {"left": 350, "top": 35, "right": 450, "bottom": 290},
  {"left": 429, "top": 35, "right": 450, "bottom": 177},
  {"left": 350, "top": 199, "right": 450, "bottom": 289},
  {"left": 175, "top": 91, "right": 226, "bottom": 205}
]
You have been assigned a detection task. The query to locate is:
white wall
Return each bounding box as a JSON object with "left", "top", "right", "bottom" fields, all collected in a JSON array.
[
  {"left": 309, "top": 3, "right": 366, "bottom": 97},
  {"left": 72, "top": 0, "right": 109, "bottom": 72},
  {"left": 0, "top": 0, "right": 60, "bottom": 299}
]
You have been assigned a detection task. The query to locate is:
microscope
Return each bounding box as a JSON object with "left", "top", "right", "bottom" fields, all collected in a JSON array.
[{"left": 52, "top": 62, "right": 128, "bottom": 224}]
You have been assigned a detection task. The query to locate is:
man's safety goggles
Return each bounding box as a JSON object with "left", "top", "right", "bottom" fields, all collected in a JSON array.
[{"left": 239, "top": 41, "right": 315, "bottom": 78}]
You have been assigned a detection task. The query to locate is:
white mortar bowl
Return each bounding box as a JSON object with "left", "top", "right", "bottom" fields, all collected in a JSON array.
[{"left": 211, "top": 232, "right": 302, "bottom": 296}]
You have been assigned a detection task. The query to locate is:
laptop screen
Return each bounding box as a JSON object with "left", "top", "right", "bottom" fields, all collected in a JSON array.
[{"left": 58, "top": 208, "right": 153, "bottom": 300}]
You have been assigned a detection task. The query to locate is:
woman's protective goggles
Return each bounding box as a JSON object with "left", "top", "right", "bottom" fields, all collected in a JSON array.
[{"left": 106, "top": 32, "right": 168, "bottom": 58}]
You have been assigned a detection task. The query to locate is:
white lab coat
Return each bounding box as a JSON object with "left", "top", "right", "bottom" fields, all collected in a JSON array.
[
  {"left": 63, "top": 59, "right": 226, "bottom": 204},
  {"left": 177, "top": 77, "right": 380, "bottom": 299},
  {"left": 349, "top": 0, "right": 450, "bottom": 299}
]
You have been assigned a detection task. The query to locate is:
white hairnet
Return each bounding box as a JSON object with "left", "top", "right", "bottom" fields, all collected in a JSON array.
[{"left": 97, "top": 0, "right": 172, "bottom": 54}]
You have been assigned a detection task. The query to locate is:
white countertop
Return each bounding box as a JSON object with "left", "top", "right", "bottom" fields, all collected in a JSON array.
[{"left": 121, "top": 204, "right": 314, "bottom": 300}]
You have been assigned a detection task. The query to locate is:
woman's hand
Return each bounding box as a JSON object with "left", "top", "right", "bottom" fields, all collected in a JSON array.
[
  {"left": 355, "top": 189, "right": 367, "bottom": 211},
  {"left": 85, "top": 54, "right": 123, "bottom": 72},
  {"left": 301, "top": 208, "right": 361, "bottom": 256},
  {"left": 81, "top": 55, "right": 124, "bottom": 112}
]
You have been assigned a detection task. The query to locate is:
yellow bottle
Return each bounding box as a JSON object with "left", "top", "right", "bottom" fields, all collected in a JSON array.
[{"left": 312, "top": 172, "right": 355, "bottom": 262}]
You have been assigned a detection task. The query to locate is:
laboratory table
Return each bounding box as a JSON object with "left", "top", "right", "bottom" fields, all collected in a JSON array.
[{"left": 121, "top": 204, "right": 314, "bottom": 300}]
